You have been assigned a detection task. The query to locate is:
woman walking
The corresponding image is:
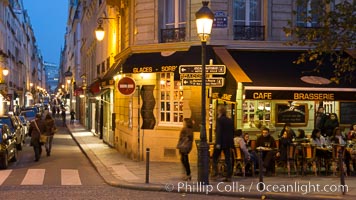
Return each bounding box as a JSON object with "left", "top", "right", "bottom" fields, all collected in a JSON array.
[
  {"left": 44, "top": 113, "right": 57, "bottom": 156},
  {"left": 177, "top": 118, "right": 194, "bottom": 181},
  {"left": 29, "top": 114, "right": 44, "bottom": 161}
]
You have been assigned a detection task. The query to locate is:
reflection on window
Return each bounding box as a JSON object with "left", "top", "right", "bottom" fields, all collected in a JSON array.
[{"left": 159, "top": 73, "right": 183, "bottom": 124}]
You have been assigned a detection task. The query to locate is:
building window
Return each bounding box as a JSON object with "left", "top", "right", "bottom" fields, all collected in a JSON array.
[
  {"left": 233, "top": 0, "right": 262, "bottom": 26},
  {"left": 159, "top": 73, "right": 183, "bottom": 124},
  {"left": 296, "top": 0, "right": 325, "bottom": 27},
  {"left": 233, "top": 0, "right": 264, "bottom": 40},
  {"left": 163, "top": 0, "right": 186, "bottom": 29},
  {"left": 243, "top": 100, "right": 271, "bottom": 128},
  {"left": 161, "top": 0, "right": 186, "bottom": 43}
]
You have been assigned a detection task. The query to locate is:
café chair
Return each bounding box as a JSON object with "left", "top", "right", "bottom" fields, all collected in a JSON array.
[
  {"left": 331, "top": 144, "right": 347, "bottom": 176},
  {"left": 275, "top": 143, "right": 298, "bottom": 177},
  {"left": 233, "top": 146, "right": 255, "bottom": 177},
  {"left": 301, "top": 143, "right": 317, "bottom": 176}
]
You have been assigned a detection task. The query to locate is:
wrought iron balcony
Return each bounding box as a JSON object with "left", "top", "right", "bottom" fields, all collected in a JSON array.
[
  {"left": 233, "top": 25, "right": 265, "bottom": 41},
  {"left": 161, "top": 27, "right": 186, "bottom": 43}
]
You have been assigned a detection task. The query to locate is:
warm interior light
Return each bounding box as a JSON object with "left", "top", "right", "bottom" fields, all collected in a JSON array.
[
  {"left": 2, "top": 68, "right": 9, "bottom": 76},
  {"left": 95, "top": 24, "right": 105, "bottom": 41}
]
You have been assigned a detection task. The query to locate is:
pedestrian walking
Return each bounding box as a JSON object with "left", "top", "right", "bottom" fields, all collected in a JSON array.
[
  {"left": 29, "top": 114, "right": 45, "bottom": 161},
  {"left": 44, "top": 113, "right": 57, "bottom": 156},
  {"left": 176, "top": 118, "right": 194, "bottom": 181},
  {"left": 70, "top": 109, "right": 76, "bottom": 124},
  {"left": 61, "top": 106, "right": 66, "bottom": 126},
  {"left": 51, "top": 104, "right": 56, "bottom": 118},
  {"left": 211, "top": 106, "right": 234, "bottom": 182}
]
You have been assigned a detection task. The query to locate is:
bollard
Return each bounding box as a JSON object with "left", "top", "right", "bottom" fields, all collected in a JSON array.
[
  {"left": 258, "top": 148, "right": 263, "bottom": 191},
  {"left": 146, "top": 148, "right": 150, "bottom": 184},
  {"left": 339, "top": 148, "right": 345, "bottom": 195}
]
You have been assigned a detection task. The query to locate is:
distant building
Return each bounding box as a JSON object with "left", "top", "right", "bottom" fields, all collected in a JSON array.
[{"left": 44, "top": 62, "right": 59, "bottom": 94}]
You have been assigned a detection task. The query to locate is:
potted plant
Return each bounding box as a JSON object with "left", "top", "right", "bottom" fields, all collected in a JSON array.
[{"left": 256, "top": 109, "right": 266, "bottom": 120}]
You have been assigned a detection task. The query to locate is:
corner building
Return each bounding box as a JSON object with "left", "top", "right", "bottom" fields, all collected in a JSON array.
[{"left": 69, "top": 0, "right": 356, "bottom": 162}]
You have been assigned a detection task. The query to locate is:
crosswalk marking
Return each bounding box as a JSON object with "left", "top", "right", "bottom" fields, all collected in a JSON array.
[
  {"left": 21, "top": 169, "right": 45, "bottom": 185},
  {"left": 61, "top": 169, "right": 82, "bottom": 185},
  {"left": 0, "top": 170, "right": 12, "bottom": 185}
]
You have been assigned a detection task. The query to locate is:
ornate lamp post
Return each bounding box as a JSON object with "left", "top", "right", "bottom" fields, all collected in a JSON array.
[{"left": 195, "top": 1, "right": 214, "bottom": 184}]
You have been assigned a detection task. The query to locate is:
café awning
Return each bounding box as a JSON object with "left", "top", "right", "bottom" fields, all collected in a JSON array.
[{"left": 226, "top": 50, "right": 356, "bottom": 101}]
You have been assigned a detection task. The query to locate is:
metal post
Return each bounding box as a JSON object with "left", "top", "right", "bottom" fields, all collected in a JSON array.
[
  {"left": 258, "top": 149, "right": 263, "bottom": 190},
  {"left": 197, "top": 40, "right": 209, "bottom": 185},
  {"left": 146, "top": 148, "right": 150, "bottom": 183},
  {"left": 137, "top": 86, "right": 141, "bottom": 161},
  {"left": 339, "top": 147, "right": 346, "bottom": 195}
]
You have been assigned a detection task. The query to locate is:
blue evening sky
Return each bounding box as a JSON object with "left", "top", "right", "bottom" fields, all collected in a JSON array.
[{"left": 23, "top": 1, "right": 68, "bottom": 64}]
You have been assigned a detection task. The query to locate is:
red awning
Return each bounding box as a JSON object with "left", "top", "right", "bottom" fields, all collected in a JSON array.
[
  {"left": 89, "top": 80, "right": 101, "bottom": 95},
  {"left": 74, "top": 87, "right": 84, "bottom": 96}
]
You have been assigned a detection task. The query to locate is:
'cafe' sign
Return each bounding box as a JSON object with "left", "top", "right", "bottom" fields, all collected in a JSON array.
[{"left": 244, "top": 90, "right": 354, "bottom": 101}]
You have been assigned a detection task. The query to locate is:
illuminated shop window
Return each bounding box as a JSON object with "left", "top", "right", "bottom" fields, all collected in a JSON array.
[
  {"left": 243, "top": 101, "right": 271, "bottom": 127},
  {"left": 159, "top": 73, "right": 183, "bottom": 124}
]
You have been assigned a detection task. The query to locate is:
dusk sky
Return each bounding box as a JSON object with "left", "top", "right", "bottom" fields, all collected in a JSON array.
[{"left": 23, "top": 1, "right": 68, "bottom": 65}]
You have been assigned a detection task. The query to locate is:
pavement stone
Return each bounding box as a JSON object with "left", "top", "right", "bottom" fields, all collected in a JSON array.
[{"left": 65, "top": 119, "right": 356, "bottom": 200}]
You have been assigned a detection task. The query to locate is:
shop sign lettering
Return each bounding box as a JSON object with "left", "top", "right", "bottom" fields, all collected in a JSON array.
[
  {"left": 161, "top": 65, "right": 178, "bottom": 72},
  {"left": 133, "top": 66, "right": 153, "bottom": 73},
  {"left": 253, "top": 92, "right": 272, "bottom": 99},
  {"left": 293, "top": 93, "right": 334, "bottom": 100},
  {"left": 180, "top": 74, "right": 203, "bottom": 79},
  {"left": 221, "top": 94, "right": 232, "bottom": 101}
]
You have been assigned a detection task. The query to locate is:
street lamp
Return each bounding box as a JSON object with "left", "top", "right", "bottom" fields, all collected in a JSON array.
[
  {"left": 2, "top": 67, "right": 9, "bottom": 76},
  {"left": 95, "top": 17, "right": 116, "bottom": 41},
  {"left": 195, "top": 1, "right": 214, "bottom": 184}
]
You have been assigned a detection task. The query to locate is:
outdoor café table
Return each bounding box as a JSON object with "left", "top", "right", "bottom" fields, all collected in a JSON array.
[{"left": 256, "top": 147, "right": 277, "bottom": 190}]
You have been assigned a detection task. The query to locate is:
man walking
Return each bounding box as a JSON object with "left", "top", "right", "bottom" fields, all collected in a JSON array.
[{"left": 212, "top": 106, "right": 234, "bottom": 182}]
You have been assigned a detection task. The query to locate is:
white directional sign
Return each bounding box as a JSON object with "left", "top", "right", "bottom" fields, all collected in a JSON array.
[
  {"left": 182, "top": 78, "right": 225, "bottom": 87},
  {"left": 179, "top": 65, "right": 226, "bottom": 74}
]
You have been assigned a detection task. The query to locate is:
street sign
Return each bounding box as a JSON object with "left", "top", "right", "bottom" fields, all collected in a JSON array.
[
  {"left": 182, "top": 78, "right": 225, "bottom": 87},
  {"left": 179, "top": 65, "right": 226, "bottom": 74},
  {"left": 118, "top": 77, "right": 136, "bottom": 95}
]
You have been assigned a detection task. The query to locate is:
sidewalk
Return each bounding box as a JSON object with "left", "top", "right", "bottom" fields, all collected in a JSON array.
[{"left": 65, "top": 120, "right": 355, "bottom": 200}]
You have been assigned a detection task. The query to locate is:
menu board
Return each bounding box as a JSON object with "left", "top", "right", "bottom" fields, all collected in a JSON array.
[
  {"left": 340, "top": 102, "right": 356, "bottom": 125},
  {"left": 276, "top": 104, "right": 308, "bottom": 126}
]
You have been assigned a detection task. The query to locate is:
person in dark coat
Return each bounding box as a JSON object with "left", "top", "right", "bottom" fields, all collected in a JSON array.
[
  {"left": 29, "top": 114, "right": 45, "bottom": 161},
  {"left": 212, "top": 106, "right": 234, "bottom": 182},
  {"left": 44, "top": 113, "right": 57, "bottom": 156},
  {"left": 70, "top": 109, "right": 76, "bottom": 124},
  {"left": 255, "top": 127, "right": 277, "bottom": 176},
  {"left": 315, "top": 106, "right": 327, "bottom": 133},
  {"left": 177, "top": 118, "right": 194, "bottom": 181},
  {"left": 277, "top": 131, "right": 292, "bottom": 162},
  {"left": 323, "top": 113, "right": 339, "bottom": 138},
  {"left": 279, "top": 123, "right": 296, "bottom": 139}
]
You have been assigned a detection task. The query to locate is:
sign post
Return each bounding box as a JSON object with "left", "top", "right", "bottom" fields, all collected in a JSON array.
[
  {"left": 179, "top": 65, "right": 226, "bottom": 74},
  {"left": 182, "top": 78, "right": 225, "bottom": 87},
  {"left": 118, "top": 77, "right": 136, "bottom": 95}
]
